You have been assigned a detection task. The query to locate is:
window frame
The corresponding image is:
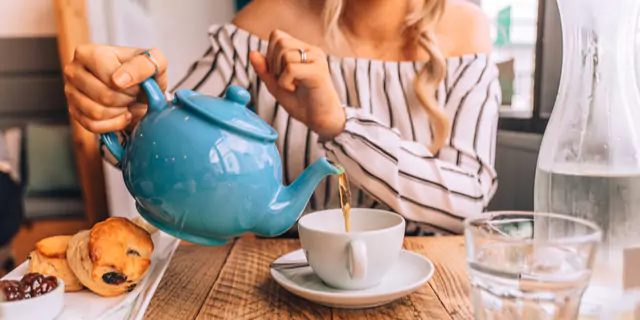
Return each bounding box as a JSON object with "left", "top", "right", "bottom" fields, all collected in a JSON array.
[{"left": 497, "top": 0, "right": 558, "bottom": 134}]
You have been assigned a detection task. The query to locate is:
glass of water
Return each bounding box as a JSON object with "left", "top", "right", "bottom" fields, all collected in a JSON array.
[{"left": 464, "top": 211, "right": 602, "bottom": 319}]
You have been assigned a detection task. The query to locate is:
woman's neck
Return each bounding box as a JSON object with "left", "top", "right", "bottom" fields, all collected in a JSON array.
[{"left": 341, "top": 0, "right": 411, "bottom": 45}]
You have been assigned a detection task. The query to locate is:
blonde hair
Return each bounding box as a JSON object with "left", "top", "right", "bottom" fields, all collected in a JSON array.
[{"left": 322, "top": 0, "right": 450, "bottom": 154}]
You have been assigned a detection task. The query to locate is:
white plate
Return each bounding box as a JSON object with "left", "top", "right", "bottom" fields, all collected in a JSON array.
[
  {"left": 2, "top": 231, "right": 180, "bottom": 320},
  {"left": 271, "top": 249, "right": 434, "bottom": 309}
]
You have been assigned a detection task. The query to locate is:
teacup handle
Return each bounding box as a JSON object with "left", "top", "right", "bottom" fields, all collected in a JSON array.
[{"left": 348, "top": 240, "right": 367, "bottom": 280}]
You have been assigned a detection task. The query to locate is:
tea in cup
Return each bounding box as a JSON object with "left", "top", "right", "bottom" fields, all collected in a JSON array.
[{"left": 298, "top": 209, "right": 405, "bottom": 290}]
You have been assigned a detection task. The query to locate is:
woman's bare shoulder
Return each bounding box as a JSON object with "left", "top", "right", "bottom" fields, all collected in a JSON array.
[
  {"left": 437, "top": 0, "right": 492, "bottom": 57},
  {"left": 232, "top": 0, "right": 323, "bottom": 44}
]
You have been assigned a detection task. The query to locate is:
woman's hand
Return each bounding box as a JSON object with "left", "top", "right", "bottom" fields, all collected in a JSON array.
[
  {"left": 249, "top": 30, "right": 346, "bottom": 140},
  {"left": 63, "top": 45, "right": 168, "bottom": 133}
]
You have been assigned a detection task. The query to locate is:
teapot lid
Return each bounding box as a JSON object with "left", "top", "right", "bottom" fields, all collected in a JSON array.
[{"left": 175, "top": 86, "right": 278, "bottom": 142}]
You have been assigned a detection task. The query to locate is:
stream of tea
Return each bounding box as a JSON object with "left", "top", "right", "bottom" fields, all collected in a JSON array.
[{"left": 337, "top": 171, "right": 352, "bottom": 233}]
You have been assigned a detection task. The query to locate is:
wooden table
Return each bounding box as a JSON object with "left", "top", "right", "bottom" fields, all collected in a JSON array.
[{"left": 143, "top": 236, "right": 471, "bottom": 320}]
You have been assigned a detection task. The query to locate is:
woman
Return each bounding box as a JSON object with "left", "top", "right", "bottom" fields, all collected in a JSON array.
[{"left": 63, "top": 0, "right": 500, "bottom": 235}]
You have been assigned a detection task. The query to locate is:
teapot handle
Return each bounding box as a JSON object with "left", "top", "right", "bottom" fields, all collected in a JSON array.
[
  {"left": 99, "top": 78, "right": 167, "bottom": 162},
  {"left": 140, "top": 78, "right": 167, "bottom": 113},
  {"left": 100, "top": 132, "right": 123, "bottom": 162}
]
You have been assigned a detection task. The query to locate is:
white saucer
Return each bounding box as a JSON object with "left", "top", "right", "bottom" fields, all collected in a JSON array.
[{"left": 270, "top": 249, "right": 434, "bottom": 309}]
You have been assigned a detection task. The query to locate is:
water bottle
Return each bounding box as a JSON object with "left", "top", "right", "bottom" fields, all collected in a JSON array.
[{"left": 533, "top": 0, "right": 640, "bottom": 314}]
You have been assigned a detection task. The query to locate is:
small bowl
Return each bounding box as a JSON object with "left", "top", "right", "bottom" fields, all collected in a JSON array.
[{"left": 0, "top": 278, "right": 65, "bottom": 320}]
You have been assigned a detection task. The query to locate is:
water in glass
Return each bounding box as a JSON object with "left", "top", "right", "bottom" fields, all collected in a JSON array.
[{"left": 465, "top": 212, "right": 601, "bottom": 319}]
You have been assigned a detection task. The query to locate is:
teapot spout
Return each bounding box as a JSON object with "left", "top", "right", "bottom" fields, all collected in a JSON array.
[{"left": 253, "top": 157, "right": 343, "bottom": 236}]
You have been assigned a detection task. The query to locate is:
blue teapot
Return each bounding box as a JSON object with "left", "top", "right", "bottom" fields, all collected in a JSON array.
[{"left": 100, "top": 79, "right": 342, "bottom": 245}]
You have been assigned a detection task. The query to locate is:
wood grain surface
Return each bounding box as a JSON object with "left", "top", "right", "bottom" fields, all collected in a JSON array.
[
  {"left": 406, "top": 237, "right": 473, "bottom": 320},
  {"left": 144, "top": 242, "right": 234, "bottom": 320},
  {"left": 197, "top": 238, "right": 332, "bottom": 320},
  {"left": 145, "top": 236, "right": 470, "bottom": 320}
]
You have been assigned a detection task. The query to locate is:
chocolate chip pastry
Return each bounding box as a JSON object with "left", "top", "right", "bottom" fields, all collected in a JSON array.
[{"left": 67, "top": 217, "right": 154, "bottom": 297}]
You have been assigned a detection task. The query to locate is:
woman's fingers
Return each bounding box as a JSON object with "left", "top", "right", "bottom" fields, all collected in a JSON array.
[
  {"left": 278, "top": 62, "right": 323, "bottom": 92},
  {"left": 74, "top": 45, "right": 134, "bottom": 87},
  {"left": 254, "top": 41, "right": 328, "bottom": 93},
  {"left": 267, "top": 30, "right": 307, "bottom": 77},
  {"left": 250, "top": 50, "right": 298, "bottom": 108},
  {"left": 64, "top": 63, "right": 136, "bottom": 107},
  {"left": 272, "top": 39, "right": 298, "bottom": 77},
  {"left": 278, "top": 49, "right": 325, "bottom": 91},
  {"left": 111, "top": 48, "right": 168, "bottom": 90},
  {"left": 250, "top": 51, "right": 279, "bottom": 92},
  {"left": 266, "top": 31, "right": 281, "bottom": 74},
  {"left": 254, "top": 34, "right": 342, "bottom": 138},
  {"left": 66, "top": 44, "right": 171, "bottom": 133},
  {"left": 65, "top": 84, "right": 129, "bottom": 121},
  {"left": 276, "top": 48, "right": 309, "bottom": 80},
  {"left": 73, "top": 45, "right": 168, "bottom": 98},
  {"left": 68, "top": 104, "right": 130, "bottom": 134}
]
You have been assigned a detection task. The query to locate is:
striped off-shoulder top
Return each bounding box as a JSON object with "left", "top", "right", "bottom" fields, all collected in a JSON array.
[{"left": 101, "top": 24, "right": 501, "bottom": 235}]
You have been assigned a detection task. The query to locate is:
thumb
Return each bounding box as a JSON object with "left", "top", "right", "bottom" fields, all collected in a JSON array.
[
  {"left": 249, "top": 51, "right": 281, "bottom": 95},
  {"left": 111, "top": 48, "right": 167, "bottom": 90}
]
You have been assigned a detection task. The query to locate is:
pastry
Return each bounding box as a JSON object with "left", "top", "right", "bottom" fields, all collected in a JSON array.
[
  {"left": 67, "top": 218, "right": 154, "bottom": 297},
  {"left": 27, "top": 235, "right": 83, "bottom": 292}
]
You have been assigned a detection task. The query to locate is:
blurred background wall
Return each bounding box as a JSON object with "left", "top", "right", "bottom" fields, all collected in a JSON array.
[
  {"left": 0, "top": 0, "right": 83, "bottom": 263},
  {"left": 0, "top": 0, "right": 82, "bottom": 219}
]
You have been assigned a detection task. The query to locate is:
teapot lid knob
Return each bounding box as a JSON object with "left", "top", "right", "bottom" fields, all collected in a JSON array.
[{"left": 225, "top": 85, "right": 251, "bottom": 106}]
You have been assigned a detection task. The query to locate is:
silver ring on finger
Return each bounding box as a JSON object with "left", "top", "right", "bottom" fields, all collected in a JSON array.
[
  {"left": 141, "top": 50, "right": 159, "bottom": 77},
  {"left": 298, "top": 48, "right": 308, "bottom": 64}
]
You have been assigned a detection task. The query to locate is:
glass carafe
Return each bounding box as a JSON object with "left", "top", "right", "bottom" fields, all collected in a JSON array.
[{"left": 534, "top": 0, "right": 640, "bottom": 314}]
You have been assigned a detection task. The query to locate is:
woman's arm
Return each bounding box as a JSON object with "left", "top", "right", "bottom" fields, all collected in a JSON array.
[
  {"left": 252, "top": 30, "right": 500, "bottom": 233},
  {"left": 248, "top": 6, "right": 499, "bottom": 233},
  {"left": 323, "top": 61, "right": 500, "bottom": 233}
]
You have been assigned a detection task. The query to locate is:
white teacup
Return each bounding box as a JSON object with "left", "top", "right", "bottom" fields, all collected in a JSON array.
[{"left": 298, "top": 208, "right": 405, "bottom": 290}]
